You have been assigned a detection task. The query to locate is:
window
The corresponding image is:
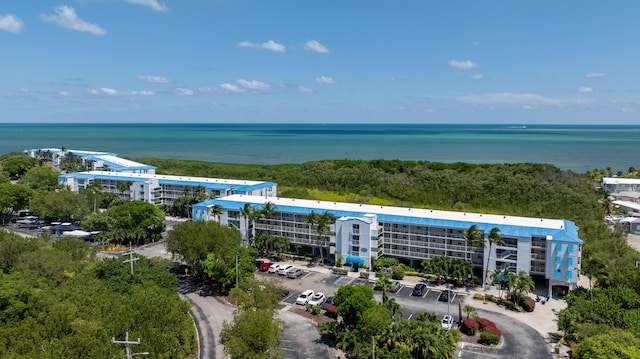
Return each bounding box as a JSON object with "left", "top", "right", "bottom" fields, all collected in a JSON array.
[
  {"left": 567, "top": 257, "right": 573, "bottom": 266},
  {"left": 556, "top": 256, "right": 562, "bottom": 265},
  {"left": 352, "top": 224, "right": 360, "bottom": 230},
  {"left": 568, "top": 244, "right": 574, "bottom": 253},
  {"left": 555, "top": 269, "right": 561, "bottom": 278},
  {"left": 555, "top": 243, "right": 562, "bottom": 252},
  {"left": 567, "top": 270, "right": 573, "bottom": 280}
]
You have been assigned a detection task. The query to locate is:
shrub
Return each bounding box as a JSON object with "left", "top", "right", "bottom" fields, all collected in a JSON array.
[
  {"left": 391, "top": 265, "right": 405, "bottom": 280},
  {"left": 324, "top": 304, "right": 338, "bottom": 318},
  {"left": 311, "top": 305, "right": 321, "bottom": 315},
  {"left": 359, "top": 271, "right": 370, "bottom": 279},
  {"left": 519, "top": 296, "right": 536, "bottom": 312},
  {"left": 375, "top": 271, "right": 391, "bottom": 279},
  {"left": 461, "top": 319, "right": 479, "bottom": 335},
  {"left": 473, "top": 293, "right": 484, "bottom": 300},
  {"left": 332, "top": 268, "right": 348, "bottom": 275},
  {"left": 479, "top": 330, "right": 501, "bottom": 345}
]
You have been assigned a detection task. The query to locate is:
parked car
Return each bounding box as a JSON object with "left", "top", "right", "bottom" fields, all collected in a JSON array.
[
  {"left": 412, "top": 283, "right": 427, "bottom": 296},
  {"left": 296, "top": 289, "right": 314, "bottom": 305},
  {"left": 321, "top": 296, "right": 335, "bottom": 310},
  {"left": 308, "top": 292, "right": 326, "bottom": 306},
  {"left": 286, "top": 268, "right": 304, "bottom": 279},
  {"left": 438, "top": 291, "right": 450, "bottom": 302},
  {"left": 267, "top": 264, "right": 280, "bottom": 274},
  {"left": 390, "top": 281, "right": 402, "bottom": 292},
  {"left": 258, "top": 261, "right": 274, "bottom": 272},
  {"left": 441, "top": 314, "right": 453, "bottom": 331},
  {"left": 277, "top": 264, "right": 294, "bottom": 275}
]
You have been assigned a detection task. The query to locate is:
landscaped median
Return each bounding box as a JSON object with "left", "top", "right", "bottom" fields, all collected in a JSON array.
[{"left": 472, "top": 292, "right": 537, "bottom": 312}]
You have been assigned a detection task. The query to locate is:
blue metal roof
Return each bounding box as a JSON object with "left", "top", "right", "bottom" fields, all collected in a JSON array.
[{"left": 198, "top": 198, "right": 582, "bottom": 244}]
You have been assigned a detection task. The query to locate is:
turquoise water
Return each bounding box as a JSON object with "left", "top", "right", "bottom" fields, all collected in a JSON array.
[{"left": 1, "top": 123, "right": 638, "bottom": 173}]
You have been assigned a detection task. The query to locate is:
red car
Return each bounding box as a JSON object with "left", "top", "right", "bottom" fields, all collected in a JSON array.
[{"left": 258, "top": 261, "right": 274, "bottom": 272}]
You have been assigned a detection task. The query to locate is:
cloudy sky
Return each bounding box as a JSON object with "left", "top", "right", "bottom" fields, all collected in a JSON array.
[{"left": 1, "top": 1, "right": 639, "bottom": 124}]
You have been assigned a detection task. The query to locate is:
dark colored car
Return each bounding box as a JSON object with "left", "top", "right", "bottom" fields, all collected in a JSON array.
[
  {"left": 321, "top": 296, "right": 335, "bottom": 310},
  {"left": 438, "top": 291, "right": 450, "bottom": 302},
  {"left": 412, "top": 283, "right": 427, "bottom": 296}
]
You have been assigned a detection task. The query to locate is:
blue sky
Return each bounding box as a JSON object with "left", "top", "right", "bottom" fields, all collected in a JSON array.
[{"left": 1, "top": 1, "right": 639, "bottom": 124}]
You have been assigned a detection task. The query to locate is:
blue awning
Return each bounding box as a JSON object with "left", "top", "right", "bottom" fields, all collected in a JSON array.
[{"left": 345, "top": 256, "right": 365, "bottom": 265}]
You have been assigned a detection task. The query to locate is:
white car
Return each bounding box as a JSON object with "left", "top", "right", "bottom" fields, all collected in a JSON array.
[
  {"left": 307, "top": 292, "right": 326, "bottom": 306},
  {"left": 441, "top": 314, "right": 453, "bottom": 331},
  {"left": 267, "top": 264, "right": 280, "bottom": 274},
  {"left": 296, "top": 289, "right": 314, "bottom": 306},
  {"left": 277, "top": 264, "right": 294, "bottom": 275}
]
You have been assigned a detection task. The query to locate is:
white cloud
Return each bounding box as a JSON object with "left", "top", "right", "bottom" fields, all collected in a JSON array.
[
  {"left": 522, "top": 105, "right": 534, "bottom": 110},
  {"left": 137, "top": 75, "right": 169, "bottom": 83},
  {"left": 449, "top": 59, "right": 477, "bottom": 70},
  {"left": 470, "top": 74, "right": 484, "bottom": 80},
  {"left": 124, "top": 0, "right": 168, "bottom": 12},
  {"left": 586, "top": 72, "right": 605, "bottom": 79},
  {"left": 220, "top": 83, "right": 245, "bottom": 93},
  {"left": 87, "top": 88, "right": 154, "bottom": 96},
  {"left": 237, "top": 79, "right": 270, "bottom": 90},
  {"left": 315, "top": 76, "right": 335, "bottom": 84},
  {"left": 237, "top": 40, "right": 285, "bottom": 53},
  {"left": 0, "top": 14, "right": 23, "bottom": 34},
  {"left": 174, "top": 88, "right": 194, "bottom": 95},
  {"left": 298, "top": 86, "right": 314, "bottom": 93},
  {"left": 304, "top": 40, "right": 329, "bottom": 53},
  {"left": 455, "top": 92, "right": 562, "bottom": 106},
  {"left": 58, "top": 91, "right": 70, "bottom": 97},
  {"left": 130, "top": 90, "right": 154, "bottom": 96},
  {"left": 40, "top": 6, "right": 106, "bottom": 35},
  {"left": 578, "top": 86, "right": 593, "bottom": 93},
  {"left": 198, "top": 86, "right": 215, "bottom": 93},
  {"left": 100, "top": 87, "right": 118, "bottom": 96}
]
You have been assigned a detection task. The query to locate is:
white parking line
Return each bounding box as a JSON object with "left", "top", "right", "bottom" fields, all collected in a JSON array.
[{"left": 422, "top": 289, "right": 429, "bottom": 299}]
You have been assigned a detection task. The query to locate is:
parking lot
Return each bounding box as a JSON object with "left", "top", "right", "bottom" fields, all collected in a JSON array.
[{"left": 256, "top": 268, "right": 466, "bottom": 311}]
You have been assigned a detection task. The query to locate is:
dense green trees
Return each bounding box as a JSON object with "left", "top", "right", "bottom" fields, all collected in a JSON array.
[
  {"left": 167, "top": 220, "right": 256, "bottom": 288},
  {"left": 0, "top": 230, "right": 196, "bottom": 358},
  {"left": 137, "top": 158, "right": 603, "bottom": 225},
  {"left": 324, "top": 284, "right": 458, "bottom": 359},
  {"left": 0, "top": 152, "right": 39, "bottom": 177}
]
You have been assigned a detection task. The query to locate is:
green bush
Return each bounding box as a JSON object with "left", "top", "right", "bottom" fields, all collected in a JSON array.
[
  {"left": 391, "top": 265, "right": 405, "bottom": 280},
  {"left": 375, "top": 271, "right": 391, "bottom": 279},
  {"left": 359, "top": 271, "right": 370, "bottom": 279},
  {"left": 332, "top": 268, "right": 348, "bottom": 275},
  {"left": 479, "top": 330, "right": 501, "bottom": 345},
  {"left": 473, "top": 293, "right": 484, "bottom": 300},
  {"left": 311, "top": 305, "right": 321, "bottom": 315}
]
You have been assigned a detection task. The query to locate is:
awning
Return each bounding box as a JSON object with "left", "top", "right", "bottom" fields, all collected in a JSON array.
[{"left": 345, "top": 256, "right": 365, "bottom": 265}]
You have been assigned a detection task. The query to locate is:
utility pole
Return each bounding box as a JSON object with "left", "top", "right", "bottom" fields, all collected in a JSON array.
[
  {"left": 122, "top": 241, "right": 140, "bottom": 275},
  {"left": 112, "top": 331, "right": 149, "bottom": 359}
]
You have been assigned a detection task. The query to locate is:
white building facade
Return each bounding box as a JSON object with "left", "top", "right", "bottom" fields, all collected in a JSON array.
[
  {"left": 60, "top": 171, "right": 277, "bottom": 205},
  {"left": 194, "top": 195, "right": 583, "bottom": 296}
]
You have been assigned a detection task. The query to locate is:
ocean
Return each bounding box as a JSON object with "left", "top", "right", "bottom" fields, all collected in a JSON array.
[{"left": 0, "top": 123, "right": 638, "bottom": 174}]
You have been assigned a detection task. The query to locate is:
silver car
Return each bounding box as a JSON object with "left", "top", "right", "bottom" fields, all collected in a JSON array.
[{"left": 286, "top": 268, "right": 304, "bottom": 279}]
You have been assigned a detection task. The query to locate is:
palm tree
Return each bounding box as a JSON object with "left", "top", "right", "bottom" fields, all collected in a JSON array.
[
  {"left": 210, "top": 204, "right": 222, "bottom": 222},
  {"left": 512, "top": 271, "right": 535, "bottom": 303},
  {"left": 581, "top": 257, "right": 605, "bottom": 302},
  {"left": 85, "top": 180, "right": 103, "bottom": 213},
  {"left": 463, "top": 224, "right": 483, "bottom": 264},
  {"left": 240, "top": 203, "right": 254, "bottom": 244},
  {"left": 376, "top": 276, "right": 393, "bottom": 300},
  {"left": 483, "top": 227, "right": 504, "bottom": 290},
  {"left": 463, "top": 305, "right": 477, "bottom": 319},
  {"left": 316, "top": 211, "right": 335, "bottom": 265},
  {"left": 117, "top": 181, "right": 130, "bottom": 200},
  {"left": 305, "top": 210, "right": 321, "bottom": 255}
]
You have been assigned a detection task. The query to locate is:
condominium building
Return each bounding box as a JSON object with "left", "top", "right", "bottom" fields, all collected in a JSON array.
[
  {"left": 59, "top": 171, "right": 277, "bottom": 205},
  {"left": 27, "top": 148, "right": 156, "bottom": 174},
  {"left": 193, "top": 194, "right": 583, "bottom": 296}
]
